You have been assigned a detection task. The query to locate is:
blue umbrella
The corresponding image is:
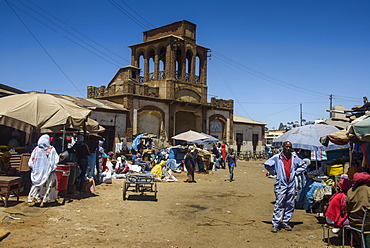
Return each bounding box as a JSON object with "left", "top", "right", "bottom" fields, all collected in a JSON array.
[{"left": 272, "top": 124, "right": 349, "bottom": 151}]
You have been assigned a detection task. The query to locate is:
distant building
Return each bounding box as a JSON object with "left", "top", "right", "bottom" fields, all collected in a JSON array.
[
  {"left": 264, "top": 130, "right": 285, "bottom": 147},
  {"left": 233, "top": 116, "right": 266, "bottom": 154}
]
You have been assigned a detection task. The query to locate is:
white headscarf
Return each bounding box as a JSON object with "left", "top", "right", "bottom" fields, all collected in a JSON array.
[{"left": 28, "top": 134, "right": 59, "bottom": 186}]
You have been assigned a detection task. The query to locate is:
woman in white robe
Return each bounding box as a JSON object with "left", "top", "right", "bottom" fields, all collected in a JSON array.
[{"left": 28, "top": 134, "right": 59, "bottom": 207}]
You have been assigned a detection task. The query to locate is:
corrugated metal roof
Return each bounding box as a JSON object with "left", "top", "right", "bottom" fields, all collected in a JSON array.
[{"left": 233, "top": 116, "right": 266, "bottom": 125}]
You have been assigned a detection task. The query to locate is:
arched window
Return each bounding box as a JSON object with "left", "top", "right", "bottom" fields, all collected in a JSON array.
[
  {"left": 148, "top": 49, "right": 155, "bottom": 81},
  {"left": 175, "top": 48, "right": 182, "bottom": 80},
  {"left": 138, "top": 53, "right": 145, "bottom": 83},
  {"left": 185, "top": 50, "right": 192, "bottom": 82},
  {"left": 159, "top": 47, "right": 166, "bottom": 79},
  {"left": 195, "top": 55, "right": 201, "bottom": 84}
]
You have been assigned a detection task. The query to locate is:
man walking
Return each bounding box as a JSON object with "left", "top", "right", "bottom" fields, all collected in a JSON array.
[{"left": 264, "top": 141, "right": 307, "bottom": 233}]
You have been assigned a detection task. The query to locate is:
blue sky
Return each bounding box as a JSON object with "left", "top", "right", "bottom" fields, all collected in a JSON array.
[{"left": 1, "top": 0, "right": 369, "bottom": 129}]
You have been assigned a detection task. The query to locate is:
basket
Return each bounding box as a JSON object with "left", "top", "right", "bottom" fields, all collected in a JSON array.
[{"left": 326, "top": 164, "right": 343, "bottom": 176}]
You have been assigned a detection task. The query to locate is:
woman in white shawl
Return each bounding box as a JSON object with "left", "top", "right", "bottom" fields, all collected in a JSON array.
[{"left": 28, "top": 134, "right": 59, "bottom": 207}]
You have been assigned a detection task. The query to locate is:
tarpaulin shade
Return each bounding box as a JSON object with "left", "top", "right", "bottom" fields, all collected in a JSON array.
[
  {"left": 320, "top": 129, "right": 356, "bottom": 146},
  {"left": 349, "top": 116, "right": 370, "bottom": 142},
  {"left": 0, "top": 92, "right": 91, "bottom": 133}
]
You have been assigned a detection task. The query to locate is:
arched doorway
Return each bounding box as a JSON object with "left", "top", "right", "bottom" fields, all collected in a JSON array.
[
  {"left": 175, "top": 111, "right": 197, "bottom": 135},
  {"left": 138, "top": 110, "right": 162, "bottom": 136}
]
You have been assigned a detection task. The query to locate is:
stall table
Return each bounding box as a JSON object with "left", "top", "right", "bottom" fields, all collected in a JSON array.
[{"left": 0, "top": 176, "right": 22, "bottom": 207}]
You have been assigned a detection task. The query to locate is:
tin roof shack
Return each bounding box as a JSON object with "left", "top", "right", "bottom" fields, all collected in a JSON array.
[{"left": 233, "top": 116, "right": 266, "bottom": 154}]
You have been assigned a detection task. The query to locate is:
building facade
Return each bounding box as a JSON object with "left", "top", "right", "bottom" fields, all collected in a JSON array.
[
  {"left": 233, "top": 116, "right": 266, "bottom": 154},
  {"left": 87, "top": 20, "right": 234, "bottom": 143}
]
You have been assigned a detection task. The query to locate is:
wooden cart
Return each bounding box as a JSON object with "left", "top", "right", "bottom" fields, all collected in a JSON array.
[{"left": 123, "top": 173, "right": 157, "bottom": 201}]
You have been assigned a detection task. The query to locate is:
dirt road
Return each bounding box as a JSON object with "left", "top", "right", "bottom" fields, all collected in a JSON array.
[{"left": 0, "top": 160, "right": 340, "bottom": 247}]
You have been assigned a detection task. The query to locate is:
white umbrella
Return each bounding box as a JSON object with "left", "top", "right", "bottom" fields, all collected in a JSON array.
[{"left": 171, "top": 130, "right": 208, "bottom": 142}]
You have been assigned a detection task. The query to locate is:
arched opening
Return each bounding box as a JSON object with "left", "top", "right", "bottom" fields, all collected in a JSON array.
[
  {"left": 138, "top": 110, "right": 162, "bottom": 136},
  {"left": 175, "top": 111, "right": 197, "bottom": 135},
  {"left": 138, "top": 53, "right": 145, "bottom": 82},
  {"left": 195, "top": 55, "right": 201, "bottom": 84},
  {"left": 175, "top": 48, "right": 182, "bottom": 80},
  {"left": 159, "top": 47, "right": 166, "bottom": 79},
  {"left": 186, "top": 50, "right": 192, "bottom": 82},
  {"left": 209, "top": 115, "right": 226, "bottom": 141},
  {"left": 148, "top": 49, "right": 155, "bottom": 81}
]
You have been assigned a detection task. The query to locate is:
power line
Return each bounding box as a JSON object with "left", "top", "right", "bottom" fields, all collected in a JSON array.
[
  {"left": 23, "top": 0, "right": 130, "bottom": 63},
  {"left": 108, "top": 0, "right": 152, "bottom": 30},
  {"left": 5, "top": 0, "right": 84, "bottom": 96},
  {"left": 211, "top": 51, "right": 363, "bottom": 102},
  {"left": 118, "top": 0, "right": 154, "bottom": 28},
  {"left": 11, "top": 0, "right": 126, "bottom": 67},
  {"left": 211, "top": 59, "right": 252, "bottom": 119},
  {"left": 211, "top": 51, "right": 327, "bottom": 98}
]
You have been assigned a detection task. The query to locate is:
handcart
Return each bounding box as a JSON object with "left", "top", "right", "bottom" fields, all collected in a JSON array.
[{"left": 123, "top": 172, "right": 157, "bottom": 201}]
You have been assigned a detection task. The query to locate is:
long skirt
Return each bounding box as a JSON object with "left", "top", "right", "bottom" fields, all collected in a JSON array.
[{"left": 28, "top": 172, "right": 58, "bottom": 204}]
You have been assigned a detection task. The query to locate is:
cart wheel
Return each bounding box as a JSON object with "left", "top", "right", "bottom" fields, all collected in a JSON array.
[
  {"left": 123, "top": 182, "right": 127, "bottom": 200},
  {"left": 154, "top": 183, "right": 158, "bottom": 201}
]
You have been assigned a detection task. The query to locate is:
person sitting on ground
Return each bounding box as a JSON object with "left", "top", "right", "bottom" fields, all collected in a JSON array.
[
  {"left": 325, "top": 178, "right": 354, "bottom": 232},
  {"left": 346, "top": 172, "right": 370, "bottom": 245},
  {"left": 150, "top": 161, "right": 166, "bottom": 179},
  {"left": 132, "top": 153, "right": 151, "bottom": 171}
]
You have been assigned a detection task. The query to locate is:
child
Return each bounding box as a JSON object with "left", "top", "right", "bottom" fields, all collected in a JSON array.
[{"left": 226, "top": 148, "right": 237, "bottom": 182}]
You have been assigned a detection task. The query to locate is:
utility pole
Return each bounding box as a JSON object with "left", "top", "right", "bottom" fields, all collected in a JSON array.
[
  {"left": 300, "top": 103, "right": 303, "bottom": 126},
  {"left": 329, "top": 94, "right": 333, "bottom": 118}
]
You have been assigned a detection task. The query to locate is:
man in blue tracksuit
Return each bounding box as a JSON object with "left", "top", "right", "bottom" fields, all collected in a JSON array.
[{"left": 264, "top": 141, "right": 307, "bottom": 233}]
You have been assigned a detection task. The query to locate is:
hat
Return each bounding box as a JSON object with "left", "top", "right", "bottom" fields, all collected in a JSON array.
[{"left": 353, "top": 172, "right": 370, "bottom": 183}]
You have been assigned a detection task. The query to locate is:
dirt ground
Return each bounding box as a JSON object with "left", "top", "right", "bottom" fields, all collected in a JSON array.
[{"left": 0, "top": 160, "right": 347, "bottom": 248}]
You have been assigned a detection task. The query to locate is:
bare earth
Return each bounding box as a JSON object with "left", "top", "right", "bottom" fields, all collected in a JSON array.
[{"left": 0, "top": 160, "right": 344, "bottom": 248}]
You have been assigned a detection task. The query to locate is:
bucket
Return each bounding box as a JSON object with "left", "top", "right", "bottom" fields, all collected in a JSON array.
[
  {"left": 56, "top": 164, "right": 70, "bottom": 191},
  {"left": 326, "top": 164, "right": 344, "bottom": 176}
]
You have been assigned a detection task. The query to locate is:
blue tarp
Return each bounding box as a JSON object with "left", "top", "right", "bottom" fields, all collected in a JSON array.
[{"left": 132, "top": 133, "right": 148, "bottom": 151}]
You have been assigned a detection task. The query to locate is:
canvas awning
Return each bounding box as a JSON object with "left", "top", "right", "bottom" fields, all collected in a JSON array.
[{"left": 0, "top": 92, "right": 91, "bottom": 133}]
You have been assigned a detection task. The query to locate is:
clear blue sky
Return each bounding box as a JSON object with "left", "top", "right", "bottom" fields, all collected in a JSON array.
[{"left": 1, "top": 0, "right": 369, "bottom": 129}]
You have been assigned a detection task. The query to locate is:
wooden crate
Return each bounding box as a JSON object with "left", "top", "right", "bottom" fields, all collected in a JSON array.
[{"left": 9, "top": 153, "right": 31, "bottom": 172}]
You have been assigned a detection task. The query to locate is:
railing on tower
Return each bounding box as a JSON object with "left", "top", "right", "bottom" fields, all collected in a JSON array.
[
  {"left": 159, "top": 71, "right": 165, "bottom": 79},
  {"left": 185, "top": 73, "right": 190, "bottom": 82},
  {"left": 149, "top": 72, "right": 155, "bottom": 81},
  {"left": 175, "top": 70, "right": 181, "bottom": 80}
]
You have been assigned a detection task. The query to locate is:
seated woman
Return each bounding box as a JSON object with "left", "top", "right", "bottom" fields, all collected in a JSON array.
[
  {"left": 132, "top": 153, "right": 151, "bottom": 171},
  {"left": 325, "top": 179, "right": 353, "bottom": 232},
  {"left": 346, "top": 172, "right": 370, "bottom": 245}
]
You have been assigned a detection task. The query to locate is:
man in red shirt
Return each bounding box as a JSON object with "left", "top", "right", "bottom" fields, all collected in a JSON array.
[{"left": 264, "top": 141, "right": 307, "bottom": 233}]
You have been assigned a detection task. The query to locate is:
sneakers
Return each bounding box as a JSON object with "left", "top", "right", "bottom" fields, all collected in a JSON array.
[
  {"left": 281, "top": 224, "right": 292, "bottom": 231},
  {"left": 271, "top": 224, "right": 292, "bottom": 232}
]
